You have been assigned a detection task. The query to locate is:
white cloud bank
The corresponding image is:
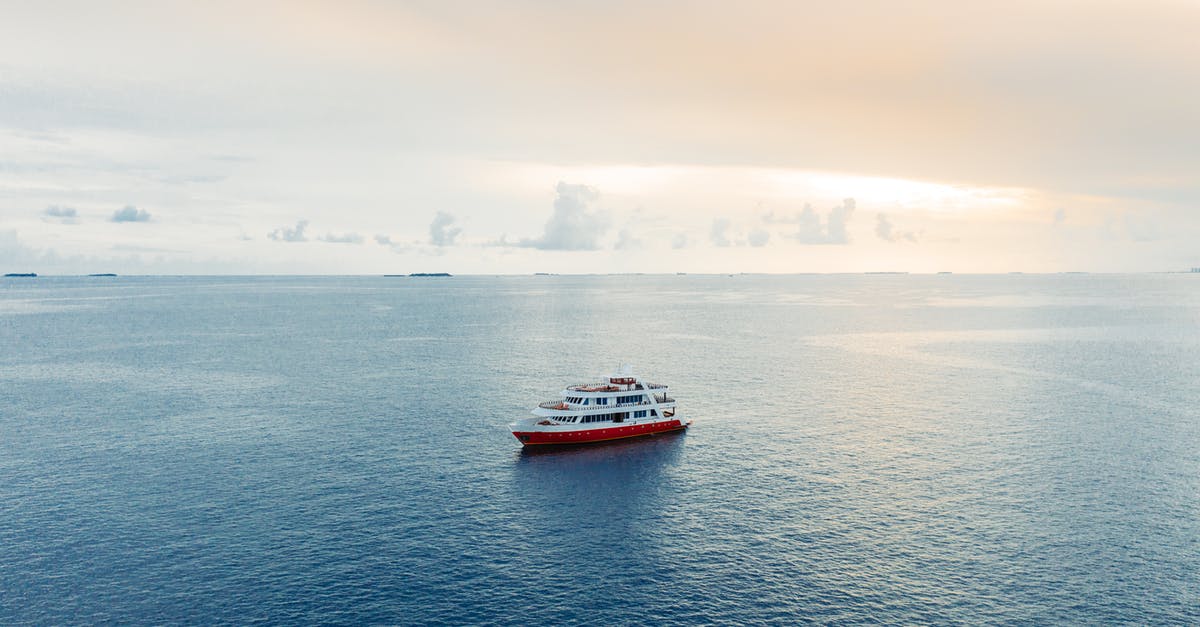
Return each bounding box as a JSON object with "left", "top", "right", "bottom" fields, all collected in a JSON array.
[
  {"left": 516, "top": 182, "right": 609, "bottom": 250},
  {"left": 111, "top": 206, "right": 151, "bottom": 223},
  {"left": 766, "top": 198, "right": 856, "bottom": 244},
  {"left": 42, "top": 205, "right": 78, "bottom": 224},
  {"left": 319, "top": 231, "right": 363, "bottom": 244},
  {"left": 429, "top": 211, "right": 462, "bottom": 246},
  {"left": 875, "top": 213, "right": 917, "bottom": 243},
  {"left": 268, "top": 221, "right": 308, "bottom": 242}
]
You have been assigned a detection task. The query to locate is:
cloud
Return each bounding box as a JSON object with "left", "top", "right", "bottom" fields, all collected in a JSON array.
[
  {"left": 0, "top": 229, "right": 47, "bottom": 266},
  {"left": 825, "top": 198, "right": 854, "bottom": 244},
  {"left": 267, "top": 220, "right": 309, "bottom": 242},
  {"left": 671, "top": 233, "right": 689, "bottom": 249},
  {"left": 747, "top": 228, "right": 770, "bottom": 247},
  {"left": 710, "top": 219, "right": 732, "bottom": 247},
  {"left": 875, "top": 213, "right": 896, "bottom": 241},
  {"left": 763, "top": 208, "right": 801, "bottom": 225},
  {"left": 773, "top": 198, "right": 855, "bottom": 244},
  {"left": 375, "top": 233, "right": 412, "bottom": 253},
  {"left": 614, "top": 228, "right": 641, "bottom": 250},
  {"left": 318, "top": 231, "right": 364, "bottom": 244},
  {"left": 42, "top": 205, "right": 79, "bottom": 224},
  {"left": 111, "top": 205, "right": 151, "bottom": 223},
  {"left": 516, "top": 182, "right": 608, "bottom": 250},
  {"left": 429, "top": 211, "right": 462, "bottom": 246},
  {"left": 875, "top": 212, "right": 917, "bottom": 243}
]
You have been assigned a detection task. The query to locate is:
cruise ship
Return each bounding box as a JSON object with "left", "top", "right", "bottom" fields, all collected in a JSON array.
[{"left": 510, "top": 366, "right": 689, "bottom": 446}]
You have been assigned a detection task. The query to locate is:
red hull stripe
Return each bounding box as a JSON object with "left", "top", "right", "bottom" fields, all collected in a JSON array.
[{"left": 513, "top": 420, "right": 688, "bottom": 445}]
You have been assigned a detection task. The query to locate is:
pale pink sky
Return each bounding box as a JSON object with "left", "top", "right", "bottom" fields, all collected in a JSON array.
[{"left": 1, "top": 1, "right": 1197, "bottom": 273}]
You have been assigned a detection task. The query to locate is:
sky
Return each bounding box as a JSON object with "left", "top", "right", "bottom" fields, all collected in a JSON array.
[{"left": 1, "top": 0, "right": 1198, "bottom": 274}]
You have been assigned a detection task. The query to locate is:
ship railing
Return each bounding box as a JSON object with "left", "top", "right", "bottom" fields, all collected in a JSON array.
[
  {"left": 538, "top": 398, "right": 675, "bottom": 411},
  {"left": 542, "top": 410, "right": 677, "bottom": 425},
  {"left": 566, "top": 382, "right": 670, "bottom": 392}
]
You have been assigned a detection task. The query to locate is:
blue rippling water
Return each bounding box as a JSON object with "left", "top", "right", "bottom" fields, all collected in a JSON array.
[{"left": 2, "top": 274, "right": 1198, "bottom": 624}]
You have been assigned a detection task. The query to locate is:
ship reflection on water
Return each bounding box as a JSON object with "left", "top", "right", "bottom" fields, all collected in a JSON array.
[{"left": 510, "top": 428, "right": 689, "bottom": 521}]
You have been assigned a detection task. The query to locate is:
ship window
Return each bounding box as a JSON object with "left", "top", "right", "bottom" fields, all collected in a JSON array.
[
  {"left": 651, "top": 410, "right": 658, "bottom": 416},
  {"left": 597, "top": 397, "right": 607, "bottom": 406}
]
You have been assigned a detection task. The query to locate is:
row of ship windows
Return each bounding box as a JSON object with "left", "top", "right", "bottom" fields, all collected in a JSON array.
[
  {"left": 563, "top": 395, "right": 647, "bottom": 406},
  {"left": 559, "top": 410, "right": 656, "bottom": 423}
]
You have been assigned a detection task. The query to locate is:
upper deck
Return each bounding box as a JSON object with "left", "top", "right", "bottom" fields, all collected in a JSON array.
[
  {"left": 531, "top": 367, "right": 676, "bottom": 419},
  {"left": 566, "top": 380, "right": 668, "bottom": 393}
]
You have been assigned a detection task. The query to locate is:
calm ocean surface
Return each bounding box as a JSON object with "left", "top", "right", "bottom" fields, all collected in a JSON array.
[{"left": 2, "top": 274, "right": 1198, "bottom": 625}]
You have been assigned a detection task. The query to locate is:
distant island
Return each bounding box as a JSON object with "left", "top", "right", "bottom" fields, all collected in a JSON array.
[
  {"left": 385, "top": 272, "right": 453, "bottom": 277},
  {"left": 88, "top": 273, "right": 118, "bottom": 277},
  {"left": 4, "top": 272, "right": 36, "bottom": 277}
]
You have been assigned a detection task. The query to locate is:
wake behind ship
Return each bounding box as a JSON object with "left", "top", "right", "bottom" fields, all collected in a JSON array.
[{"left": 510, "top": 366, "right": 689, "bottom": 446}]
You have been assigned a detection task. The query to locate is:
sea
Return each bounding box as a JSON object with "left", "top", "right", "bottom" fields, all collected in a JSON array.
[{"left": 1, "top": 274, "right": 1198, "bottom": 625}]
